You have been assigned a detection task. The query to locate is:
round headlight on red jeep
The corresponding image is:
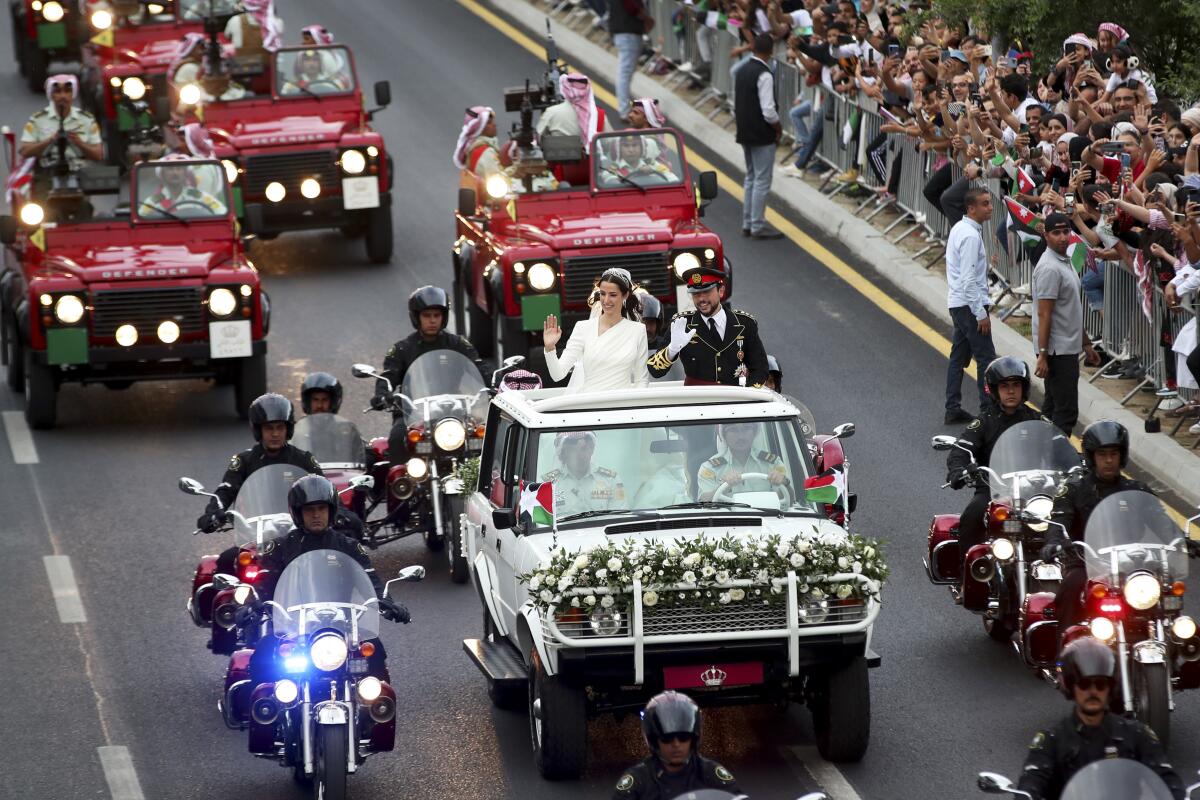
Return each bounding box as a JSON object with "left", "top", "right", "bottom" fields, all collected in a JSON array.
[
  {"left": 527, "top": 262, "right": 556, "bottom": 291},
  {"left": 90, "top": 8, "right": 112, "bottom": 29},
  {"left": 485, "top": 174, "right": 509, "bottom": 200},
  {"left": 340, "top": 150, "right": 366, "bottom": 175},
  {"left": 41, "top": 1, "right": 64, "bottom": 22},
  {"left": 179, "top": 83, "right": 202, "bottom": 106},
  {"left": 122, "top": 77, "right": 146, "bottom": 101},
  {"left": 208, "top": 288, "right": 237, "bottom": 317},
  {"left": 222, "top": 159, "right": 239, "bottom": 184},
  {"left": 54, "top": 295, "right": 84, "bottom": 324},
  {"left": 20, "top": 203, "right": 45, "bottom": 227},
  {"left": 673, "top": 252, "right": 700, "bottom": 278}
]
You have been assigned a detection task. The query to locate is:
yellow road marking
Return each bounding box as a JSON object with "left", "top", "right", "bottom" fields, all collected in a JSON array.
[{"left": 456, "top": 0, "right": 1194, "bottom": 527}]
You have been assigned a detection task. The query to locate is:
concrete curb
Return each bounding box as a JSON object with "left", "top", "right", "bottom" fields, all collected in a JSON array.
[{"left": 488, "top": 0, "right": 1199, "bottom": 508}]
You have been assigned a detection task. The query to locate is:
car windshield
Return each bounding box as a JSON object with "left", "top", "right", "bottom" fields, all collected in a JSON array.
[
  {"left": 133, "top": 160, "right": 229, "bottom": 220},
  {"left": 271, "top": 549, "right": 379, "bottom": 642},
  {"left": 1083, "top": 490, "right": 1188, "bottom": 583},
  {"left": 292, "top": 414, "right": 365, "bottom": 466},
  {"left": 592, "top": 130, "right": 685, "bottom": 190},
  {"left": 987, "top": 420, "right": 1081, "bottom": 505},
  {"left": 275, "top": 47, "right": 355, "bottom": 97},
  {"left": 528, "top": 417, "right": 817, "bottom": 526},
  {"left": 229, "top": 463, "right": 300, "bottom": 549},
  {"left": 177, "top": 0, "right": 237, "bottom": 20}
]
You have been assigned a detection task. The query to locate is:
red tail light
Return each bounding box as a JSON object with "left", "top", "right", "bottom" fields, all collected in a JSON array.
[
  {"left": 1097, "top": 598, "right": 1124, "bottom": 617},
  {"left": 242, "top": 565, "right": 260, "bottom": 582}
]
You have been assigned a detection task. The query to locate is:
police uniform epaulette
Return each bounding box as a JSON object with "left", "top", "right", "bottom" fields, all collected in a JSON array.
[
  {"left": 708, "top": 456, "right": 726, "bottom": 467},
  {"left": 31, "top": 109, "right": 52, "bottom": 118},
  {"left": 669, "top": 310, "right": 694, "bottom": 322},
  {"left": 732, "top": 309, "right": 755, "bottom": 320},
  {"left": 542, "top": 469, "right": 562, "bottom": 481},
  {"left": 595, "top": 466, "right": 617, "bottom": 478},
  {"left": 758, "top": 451, "right": 778, "bottom": 463}
]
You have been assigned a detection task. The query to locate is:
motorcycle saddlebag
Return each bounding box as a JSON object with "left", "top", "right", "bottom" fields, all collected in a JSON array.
[
  {"left": 1021, "top": 592, "right": 1058, "bottom": 666},
  {"left": 926, "top": 514, "right": 960, "bottom": 584},
  {"left": 962, "top": 543, "right": 992, "bottom": 611}
]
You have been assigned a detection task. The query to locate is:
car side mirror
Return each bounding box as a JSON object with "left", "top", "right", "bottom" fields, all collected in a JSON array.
[
  {"left": 179, "top": 476, "right": 206, "bottom": 495},
  {"left": 697, "top": 170, "right": 718, "bottom": 201},
  {"left": 374, "top": 80, "right": 391, "bottom": 108},
  {"left": 492, "top": 507, "right": 518, "bottom": 529},
  {"left": 0, "top": 215, "right": 15, "bottom": 245},
  {"left": 244, "top": 203, "right": 265, "bottom": 235},
  {"left": 832, "top": 422, "right": 855, "bottom": 439},
  {"left": 458, "top": 187, "right": 477, "bottom": 217}
]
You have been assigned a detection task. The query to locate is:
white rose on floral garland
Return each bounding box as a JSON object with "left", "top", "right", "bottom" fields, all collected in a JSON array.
[
  {"left": 755, "top": 569, "right": 769, "bottom": 583},
  {"left": 729, "top": 588, "right": 745, "bottom": 601},
  {"left": 682, "top": 570, "right": 696, "bottom": 584},
  {"left": 810, "top": 587, "right": 825, "bottom": 599},
  {"left": 719, "top": 549, "right": 737, "bottom": 562},
  {"left": 595, "top": 568, "right": 608, "bottom": 581},
  {"left": 643, "top": 591, "right": 658, "bottom": 607},
  {"left": 775, "top": 542, "right": 791, "bottom": 558},
  {"left": 667, "top": 545, "right": 682, "bottom": 558},
  {"left": 557, "top": 575, "right": 574, "bottom": 591},
  {"left": 712, "top": 548, "right": 729, "bottom": 561},
  {"left": 585, "top": 595, "right": 597, "bottom": 606},
  {"left": 539, "top": 589, "right": 554, "bottom": 603},
  {"left": 607, "top": 557, "right": 623, "bottom": 572},
  {"left": 794, "top": 539, "right": 811, "bottom": 554},
  {"left": 570, "top": 597, "right": 581, "bottom": 608},
  {"left": 573, "top": 554, "right": 590, "bottom": 570},
  {"left": 789, "top": 553, "right": 805, "bottom": 568},
  {"left": 682, "top": 553, "right": 702, "bottom": 568},
  {"left": 718, "top": 592, "right": 731, "bottom": 604},
  {"left": 837, "top": 556, "right": 849, "bottom": 570},
  {"left": 837, "top": 584, "right": 853, "bottom": 599},
  {"left": 715, "top": 570, "right": 730, "bottom": 584},
  {"left": 600, "top": 595, "right": 615, "bottom": 609},
  {"left": 529, "top": 575, "right": 542, "bottom": 591},
  {"left": 701, "top": 565, "right": 716, "bottom": 578},
  {"left": 852, "top": 561, "right": 862, "bottom": 574}
]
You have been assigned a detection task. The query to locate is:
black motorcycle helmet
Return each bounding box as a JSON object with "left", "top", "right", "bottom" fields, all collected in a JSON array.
[
  {"left": 408, "top": 285, "right": 450, "bottom": 330},
  {"left": 287, "top": 474, "right": 338, "bottom": 532},
  {"left": 984, "top": 356, "right": 1031, "bottom": 403},
  {"left": 638, "top": 291, "right": 665, "bottom": 326},
  {"left": 766, "top": 354, "right": 782, "bottom": 392},
  {"left": 1081, "top": 420, "right": 1129, "bottom": 470},
  {"left": 300, "top": 371, "right": 343, "bottom": 415},
  {"left": 640, "top": 691, "right": 701, "bottom": 755},
  {"left": 248, "top": 393, "right": 295, "bottom": 442},
  {"left": 1057, "top": 637, "right": 1116, "bottom": 698}
]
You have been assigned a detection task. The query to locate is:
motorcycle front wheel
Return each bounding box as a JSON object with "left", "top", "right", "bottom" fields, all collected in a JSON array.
[
  {"left": 315, "top": 723, "right": 348, "bottom": 800},
  {"left": 1133, "top": 661, "right": 1170, "bottom": 748}
]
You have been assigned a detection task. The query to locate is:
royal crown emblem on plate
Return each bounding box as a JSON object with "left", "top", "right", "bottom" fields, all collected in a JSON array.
[{"left": 701, "top": 665, "right": 727, "bottom": 687}]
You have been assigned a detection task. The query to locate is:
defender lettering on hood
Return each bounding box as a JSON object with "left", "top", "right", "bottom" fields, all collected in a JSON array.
[{"left": 569, "top": 233, "right": 667, "bottom": 246}]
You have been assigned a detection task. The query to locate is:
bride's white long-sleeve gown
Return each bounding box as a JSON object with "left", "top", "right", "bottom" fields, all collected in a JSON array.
[{"left": 545, "top": 317, "right": 650, "bottom": 393}]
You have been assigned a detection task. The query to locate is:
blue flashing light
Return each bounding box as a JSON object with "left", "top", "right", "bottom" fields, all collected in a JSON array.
[{"left": 284, "top": 654, "right": 309, "bottom": 673}]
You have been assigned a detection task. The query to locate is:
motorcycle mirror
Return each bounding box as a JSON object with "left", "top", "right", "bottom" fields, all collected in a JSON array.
[
  {"left": 1068, "top": 465, "right": 1087, "bottom": 477},
  {"left": 930, "top": 435, "right": 957, "bottom": 451},
  {"left": 383, "top": 566, "right": 426, "bottom": 598},
  {"left": 351, "top": 363, "right": 379, "bottom": 379},
  {"left": 502, "top": 355, "right": 525, "bottom": 368},
  {"left": 796, "top": 794, "right": 831, "bottom": 800},
  {"left": 212, "top": 573, "right": 238, "bottom": 590},
  {"left": 832, "top": 422, "right": 855, "bottom": 439},
  {"left": 348, "top": 474, "right": 374, "bottom": 491},
  {"left": 178, "top": 476, "right": 206, "bottom": 495},
  {"left": 977, "top": 772, "right": 1016, "bottom": 794}
]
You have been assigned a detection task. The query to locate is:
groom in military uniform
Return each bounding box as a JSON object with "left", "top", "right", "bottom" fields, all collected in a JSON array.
[
  {"left": 541, "top": 431, "right": 626, "bottom": 517},
  {"left": 647, "top": 266, "right": 769, "bottom": 387}
]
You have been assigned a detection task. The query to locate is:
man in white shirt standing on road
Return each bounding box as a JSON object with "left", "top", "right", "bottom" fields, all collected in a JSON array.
[
  {"left": 734, "top": 33, "right": 784, "bottom": 240},
  {"left": 944, "top": 187, "right": 997, "bottom": 424}
]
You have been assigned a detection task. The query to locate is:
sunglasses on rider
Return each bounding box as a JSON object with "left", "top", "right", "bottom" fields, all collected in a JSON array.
[
  {"left": 658, "top": 733, "right": 693, "bottom": 745},
  {"left": 1075, "top": 677, "right": 1109, "bottom": 691}
]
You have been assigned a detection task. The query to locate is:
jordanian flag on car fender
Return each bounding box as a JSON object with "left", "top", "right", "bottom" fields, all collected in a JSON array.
[
  {"left": 1004, "top": 196, "right": 1043, "bottom": 251},
  {"left": 804, "top": 465, "right": 846, "bottom": 505},
  {"left": 519, "top": 482, "right": 555, "bottom": 527}
]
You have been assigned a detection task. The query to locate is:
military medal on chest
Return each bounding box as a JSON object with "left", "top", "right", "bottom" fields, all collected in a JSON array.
[{"left": 735, "top": 336, "right": 747, "bottom": 386}]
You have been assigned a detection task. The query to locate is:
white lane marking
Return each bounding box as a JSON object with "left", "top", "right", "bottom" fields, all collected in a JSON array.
[
  {"left": 785, "top": 745, "right": 865, "bottom": 800},
  {"left": 43, "top": 555, "right": 87, "bottom": 623},
  {"left": 97, "top": 746, "right": 145, "bottom": 800},
  {"left": 2, "top": 410, "right": 39, "bottom": 463}
]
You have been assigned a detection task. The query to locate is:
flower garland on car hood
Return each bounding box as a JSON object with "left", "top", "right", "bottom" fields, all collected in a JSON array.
[{"left": 519, "top": 531, "right": 888, "bottom": 614}]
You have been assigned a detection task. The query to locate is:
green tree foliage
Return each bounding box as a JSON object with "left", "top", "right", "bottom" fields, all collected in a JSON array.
[{"left": 930, "top": 0, "right": 1200, "bottom": 102}]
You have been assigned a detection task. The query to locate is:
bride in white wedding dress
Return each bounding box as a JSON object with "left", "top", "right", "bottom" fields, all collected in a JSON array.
[{"left": 542, "top": 267, "right": 650, "bottom": 393}]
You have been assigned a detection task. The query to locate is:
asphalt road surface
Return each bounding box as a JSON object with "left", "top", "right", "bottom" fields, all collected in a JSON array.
[{"left": 1, "top": 1, "right": 1198, "bottom": 798}]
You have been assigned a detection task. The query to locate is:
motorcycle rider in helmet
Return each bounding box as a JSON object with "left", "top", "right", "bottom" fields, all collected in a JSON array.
[
  {"left": 765, "top": 355, "right": 782, "bottom": 393},
  {"left": 241, "top": 476, "right": 409, "bottom": 693},
  {"left": 1042, "top": 420, "right": 1168, "bottom": 649},
  {"left": 299, "top": 371, "right": 343, "bottom": 415},
  {"left": 370, "top": 286, "right": 486, "bottom": 460},
  {"left": 1017, "top": 637, "right": 1183, "bottom": 799},
  {"left": 945, "top": 357, "right": 1044, "bottom": 584},
  {"left": 612, "top": 691, "right": 740, "bottom": 800},
  {"left": 637, "top": 290, "right": 668, "bottom": 353}
]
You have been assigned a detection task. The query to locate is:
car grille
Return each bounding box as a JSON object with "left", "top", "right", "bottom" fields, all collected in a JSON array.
[
  {"left": 561, "top": 250, "right": 671, "bottom": 305},
  {"left": 90, "top": 287, "right": 205, "bottom": 337},
  {"left": 545, "top": 596, "right": 868, "bottom": 640},
  {"left": 243, "top": 151, "right": 339, "bottom": 196}
]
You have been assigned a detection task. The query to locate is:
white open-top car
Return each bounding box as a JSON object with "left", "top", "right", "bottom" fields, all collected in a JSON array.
[{"left": 460, "top": 385, "right": 884, "bottom": 779}]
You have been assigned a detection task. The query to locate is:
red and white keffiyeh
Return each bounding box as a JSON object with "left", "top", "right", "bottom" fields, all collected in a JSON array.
[
  {"left": 179, "top": 122, "right": 215, "bottom": 158},
  {"left": 240, "top": 0, "right": 282, "bottom": 51},
  {"left": 44, "top": 73, "right": 79, "bottom": 104},
  {"left": 560, "top": 73, "right": 599, "bottom": 152},
  {"left": 634, "top": 97, "right": 665, "bottom": 128},
  {"left": 301, "top": 24, "right": 334, "bottom": 45},
  {"left": 453, "top": 106, "right": 493, "bottom": 169}
]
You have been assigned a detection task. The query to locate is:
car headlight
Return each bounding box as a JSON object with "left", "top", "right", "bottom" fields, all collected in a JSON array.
[
  {"left": 406, "top": 457, "right": 427, "bottom": 479},
  {"left": 208, "top": 287, "right": 237, "bottom": 317},
  {"left": 672, "top": 251, "right": 700, "bottom": 278},
  {"left": 19, "top": 203, "right": 45, "bottom": 226},
  {"left": 221, "top": 159, "right": 239, "bottom": 184},
  {"left": 264, "top": 181, "right": 286, "bottom": 203},
  {"left": 300, "top": 178, "right": 321, "bottom": 199},
  {"left": 527, "top": 262, "right": 555, "bottom": 291},
  {"left": 115, "top": 324, "right": 138, "bottom": 347},
  {"left": 178, "top": 83, "right": 202, "bottom": 106},
  {"left": 1025, "top": 495, "right": 1053, "bottom": 532},
  {"left": 485, "top": 174, "right": 509, "bottom": 200},
  {"left": 433, "top": 419, "right": 466, "bottom": 451},
  {"left": 1090, "top": 617, "right": 1116, "bottom": 642},
  {"left": 1173, "top": 616, "right": 1197, "bottom": 641},
  {"left": 90, "top": 8, "right": 112, "bottom": 29},
  {"left": 41, "top": 1, "right": 64, "bottom": 22},
  {"left": 589, "top": 608, "right": 623, "bottom": 636},
  {"left": 357, "top": 676, "right": 382, "bottom": 702},
  {"left": 990, "top": 537, "right": 1015, "bottom": 562},
  {"left": 340, "top": 149, "right": 366, "bottom": 174},
  {"left": 54, "top": 294, "right": 85, "bottom": 324},
  {"left": 121, "top": 76, "right": 147, "bottom": 100},
  {"left": 1124, "top": 572, "right": 1161, "bottom": 611},
  {"left": 273, "top": 679, "right": 299, "bottom": 704},
  {"left": 309, "top": 632, "right": 348, "bottom": 672}
]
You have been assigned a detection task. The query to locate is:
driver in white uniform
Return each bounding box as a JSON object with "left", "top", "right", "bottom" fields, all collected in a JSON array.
[
  {"left": 541, "top": 431, "right": 626, "bottom": 517},
  {"left": 696, "top": 422, "right": 788, "bottom": 501}
]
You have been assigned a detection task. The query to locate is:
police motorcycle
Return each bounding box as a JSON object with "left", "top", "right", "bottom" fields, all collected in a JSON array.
[
  {"left": 180, "top": 464, "right": 371, "bottom": 654},
  {"left": 1032, "top": 491, "right": 1200, "bottom": 746},
  {"left": 291, "top": 413, "right": 376, "bottom": 528},
  {"left": 978, "top": 760, "right": 1200, "bottom": 800},
  {"left": 929, "top": 421, "right": 1081, "bottom": 651},
  {"left": 788, "top": 398, "right": 857, "bottom": 528},
  {"left": 221, "top": 551, "right": 424, "bottom": 799}
]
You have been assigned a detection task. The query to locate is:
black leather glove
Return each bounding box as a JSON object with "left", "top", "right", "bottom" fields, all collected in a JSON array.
[
  {"left": 1039, "top": 543, "right": 1063, "bottom": 563},
  {"left": 379, "top": 598, "right": 410, "bottom": 624},
  {"left": 948, "top": 469, "right": 970, "bottom": 490},
  {"left": 369, "top": 395, "right": 388, "bottom": 411},
  {"left": 1186, "top": 539, "right": 1200, "bottom": 559},
  {"left": 234, "top": 601, "right": 262, "bottom": 627},
  {"left": 197, "top": 510, "right": 225, "bottom": 533}
]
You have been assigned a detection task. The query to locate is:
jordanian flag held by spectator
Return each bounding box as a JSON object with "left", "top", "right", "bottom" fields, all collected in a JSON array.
[
  {"left": 519, "top": 482, "right": 556, "bottom": 528},
  {"left": 1067, "top": 233, "right": 1090, "bottom": 274},
  {"left": 804, "top": 465, "right": 847, "bottom": 505},
  {"left": 1004, "top": 196, "right": 1043, "bottom": 251},
  {"left": 1014, "top": 164, "right": 1037, "bottom": 195}
]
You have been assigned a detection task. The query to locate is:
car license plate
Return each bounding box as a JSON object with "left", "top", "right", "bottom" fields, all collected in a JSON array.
[
  {"left": 342, "top": 177, "right": 379, "bottom": 210},
  {"left": 1032, "top": 563, "right": 1061, "bottom": 581},
  {"left": 209, "top": 320, "right": 252, "bottom": 359},
  {"left": 663, "top": 662, "right": 763, "bottom": 690}
]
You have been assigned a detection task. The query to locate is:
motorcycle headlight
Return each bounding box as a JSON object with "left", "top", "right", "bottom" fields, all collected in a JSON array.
[
  {"left": 121, "top": 76, "right": 147, "bottom": 100},
  {"left": 433, "top": 419, "right": 466, "bottom": 451},
  {"left": 90, "top": 8, "right": 112, "bottom": 29},
  {"left": 485, "top": 174, "right": 509, "bottom": 200},
  {"left": 1090, "top": 616, "right": 1116, "bottom": 642},
  {"left": 990, "top": 537, "right": 1015, "bottom": 562},
  {"left": 672, "top": 251, "right": 700, "bottom": 278},
  {"left": 19, "top": 202, "right": 45, "bottom": 226},
  {"left": 221, "top": 159, "right": 239, "bottom": 184},
  {"left": 54, "top": 294, "right": 85, "bottom": 324},
  {"left": 357, "top": 676, "right": 382, "bottom": 702},
  {"left": 1124, "top": 572, "right": 1161, "bottom": 611},
  {"left": 1025, "top": 496, "right": 1053, "bottom": 532},
  {"left": 41, "top": 1, "right": 64, "bottom": 22},
  {"left": 406, "top": 457, "right": 428, "bottom": 480},
  {"left": 208, "top": 287, "right": 237, "bottom": 317},
  {"left": 340, "top": 149, "right": 366, "bottom": 175},
  {"left": 273, "top": 678, "right": 299, "bottom": 704},
  {"left": 589, "top": 608, "right": 623, "bottom": 636},
  {"left": 309, "top": 632, "right": 348, "bottom": 672},
  {"left": 178, "top": 83, "right": 202, "bottom": 107},
  {"left": 527, "top": 262, "right": 555, "bottom": 291},
  {"left": 1172, "top": 616, "right": 1197, "bottom": 641}
]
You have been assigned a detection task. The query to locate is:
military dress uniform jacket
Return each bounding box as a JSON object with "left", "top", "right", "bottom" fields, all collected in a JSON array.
[
  {"left": 946, "top": 405, "right": 1044, "bottom": 488},
  {"left": 20, "top": 105, "right": 102, "bottom": 171},
  {"left": 1017, "top": 713, "right": 1183, "bottom": 800},
  {"left": 647, "top": 304, "right": 768, "bottom": 387},
  {"left": 696, "top": 450, "right": 788, "bottom": 496},
  {"left": 541, "top": 466, "right": 626, "bottom": 517},
  {"left": 374, "top": 331, "right": 484, "bottom": 412},
  {"left": 612, "top": 755, "right": 740, "bottom": 800},
  {"left": 206, "top": 443, "right": 323, "bottom": 513}
]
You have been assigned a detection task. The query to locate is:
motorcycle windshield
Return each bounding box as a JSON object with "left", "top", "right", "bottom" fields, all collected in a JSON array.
[
  {"left": 400, "top": 351, "right": 488, "bottom": 427},
  {"left": 987, "top": 421, "right": 1082, "bottom": 503},
  {"left": 292, "top": 414, "right": 365, "bottom": 466},
  {"left": 1084, "top": 491, "right": 1187, "bottom": 582},
  {"left": 231, "top": 464, "right": 302, "bottom": 549},
  {"left": 1059, "top": 758, "right": 1177, "bottom": 800},
  {"left": 782, "top": 396, "right": 817, "bottom": 438},
  {"left": 271, "top": 550, "right": 380, "bottom": 642}
]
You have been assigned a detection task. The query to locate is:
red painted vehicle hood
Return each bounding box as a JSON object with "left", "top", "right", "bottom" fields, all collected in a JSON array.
[
  {"left": 97, "top": 25, "right": 207, "bottom": 72},
  {"left": 207, "top": 113, "right": 355, "bottom": 150},
  {"left": 497, "top": 211, "right": 680, "bottom": 250},
  {"left": 39, "top": 233, "right": 235, "bottom": 282}
]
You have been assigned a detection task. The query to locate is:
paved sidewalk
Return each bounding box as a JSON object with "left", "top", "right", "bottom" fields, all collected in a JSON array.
[{"left": 487, "top": 0, "right": 1199, "bottom": 508}]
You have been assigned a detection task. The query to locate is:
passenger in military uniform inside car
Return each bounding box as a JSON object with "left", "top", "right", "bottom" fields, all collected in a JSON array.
[
  {"left": 696, "top": 422, "right": 789, "bottom": 501},
  {"left": 541, "top": 431, "right": 626, "bottom": 517}
]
